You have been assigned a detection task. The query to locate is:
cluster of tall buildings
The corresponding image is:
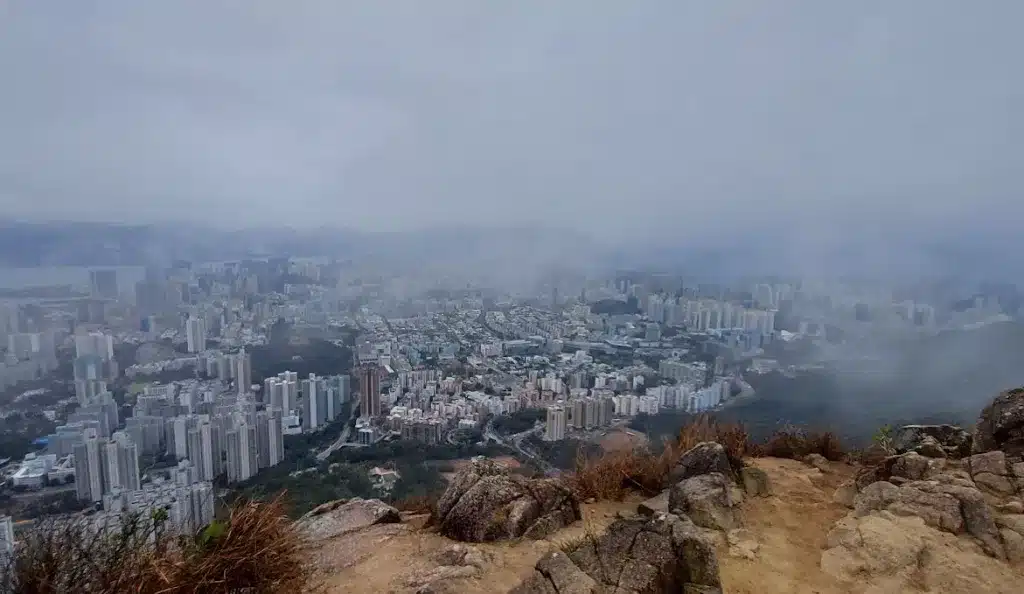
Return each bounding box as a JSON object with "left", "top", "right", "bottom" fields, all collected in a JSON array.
[
  {"left": 198, "top": 349, "right": 252, "bottom": 395},
  {"left": 185, "top": 316, "right": 207, "bottom": 353},
  {"left": 263, "top": 371, "right": 351, "bottom": 432},
  {"left": 543, "top": 395, "right": 617, "bottom": 441},
  {"left": 645, "top": 295, "right": 776, "bottom": 335},
  {"left": 73, "top": 332, "right": 119, "bottom": 404},
  {"left": 73, "top": 429, "right": 140, "bottom": 502}
]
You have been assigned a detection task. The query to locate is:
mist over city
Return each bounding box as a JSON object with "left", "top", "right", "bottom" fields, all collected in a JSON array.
[{"left": 0, "top": 2, "right": 1022, "bottom": 579}]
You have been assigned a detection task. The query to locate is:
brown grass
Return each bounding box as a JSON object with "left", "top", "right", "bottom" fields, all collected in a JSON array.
[
  {"left": 393, "top": 494, "right": 438, "bottom": 516},
  {"left": 754, "top": 426, "right": 846, "bottom": 462},
  {"left": 1, "top": 495, "right": 315, "bottom": 594},
  {"left": 566, "top": 415, "right": 752, "bottom": 501},
  {"left": 564, "top": 416, "right": 849, "bottom": 502}
]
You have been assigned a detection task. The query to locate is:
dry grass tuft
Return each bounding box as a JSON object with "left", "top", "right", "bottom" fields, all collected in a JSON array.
[
  {"left": 754, "top": 426, "right": 846, "bottom": 462},
  {"left": 567, "top": 415, "right": 753, "bottom": 501},
  {"left": 1, "top": 495, "right": 315, "bottom": 594}
]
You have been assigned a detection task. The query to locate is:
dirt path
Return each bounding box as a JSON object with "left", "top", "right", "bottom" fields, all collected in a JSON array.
[
  {"left": 315, "top": 457, "right": 864, "bottom": 593},
  {"left": 721, "top": 457, "right": 857, "bottom": 594}
]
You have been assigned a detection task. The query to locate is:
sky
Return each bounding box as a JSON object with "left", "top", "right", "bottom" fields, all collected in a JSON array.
[{"left": 0, "top": 1, "right": 1021, "bottom": 245}]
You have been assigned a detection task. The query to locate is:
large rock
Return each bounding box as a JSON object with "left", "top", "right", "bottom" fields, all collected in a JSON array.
[
  {"left": 513, "top": 513, "right": 722, "bottom": 593},
  {"left": 637, "top": 491, "right": 669, "bottom": 517},
  {"left": 669, "top": 472, "right": 738, "bottom": 531},
  {"left": 853, "top": 476, "right": 1005, "bottom": 558},
  {"left": 973, "top": 387, "right": 1024, "bottom": 458},
  {"left": 821, "top": 511, "right": 1021, "bottom": 593},
  {"left": 436, "top": 458, "right": 580, "bottom": 542},
  {"left": 968, "top": 450, "right": 1010, "bottom": 476},
  {"left": 740, "top": 466, "right": 771, "bottom": 497},
  {"left": 668, "top": 442, "right": 735, "bottom": 485},
  {"left": 296, "top": 498, "right": 401, "bottom": 540},
  {"left": 893, "top": 424, "right": 972, "bottom": 458}
]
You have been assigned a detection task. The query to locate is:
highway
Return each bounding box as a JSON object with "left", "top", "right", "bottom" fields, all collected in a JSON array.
[
  {"left": 316, "top": 403, "right": 361, "bottom": 461},
  {"left": 483, "top": 418, "right": 554, "bottom": 473}
]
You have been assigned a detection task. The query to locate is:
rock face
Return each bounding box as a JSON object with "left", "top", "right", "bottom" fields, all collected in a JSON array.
[
  {"left": 511, "top": 513, "right": 722, "bottom": 594},
  {"left": 893, "top": 424, "right": 973, "bottom": 458},
  {"left": 821, "top": 511, "right": 1021, "bottom": 593},
  {"left": 296, "top": 498, "right": 401, "bottom": 540},
  {"left": 668, "top": 472, "right": 738, "bottom": 531},
  {"left": 436, "top": 458, "right": 580, "bottom": 542},
  {"left": 852, "top": 474, "right": 1005, "bottom": 558},
  {"left": 739, "top": 466, "right": 771, "bottom": 497},
  {"left": 667, "top": 442, "right": 735, "bottom": 485},
  {"left": 974, "top": 387, "right": 1024, "bottom": 458}
]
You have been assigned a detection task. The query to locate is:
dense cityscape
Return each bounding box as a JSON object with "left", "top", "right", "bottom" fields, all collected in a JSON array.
[{"left": 0, "top": 254, "right": 1020, "bottom": 556}]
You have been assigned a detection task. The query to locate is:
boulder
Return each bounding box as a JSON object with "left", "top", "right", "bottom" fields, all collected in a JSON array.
[
  {"left": 968, "top": 450, "right": 1009, "bottom": 476},
  {"left": 804, "top": 453, "right": 831, "bottom": 473},
  {"left": 668, "top": 442, "right": 735, "bottom": 485},
  {"left": 436, "top": 458, "right": 580, "bottom": 542},
  {"left": 739, "top": 466, "right": 771, "bottom": 497},
  {"left": 295, "top": 498, "right": 401, "bottom": 540},
  {"left": 637, "top": 491, "right": 669, "bottom": 517},
  {"left": 973, "top": 387, "right": 1024, "bottom": 458},
  {"left": 669, "top": 472, "right": 738, "bottom": 531},
  {"left": 852, "top": 478, "right": 1005, "bottom": 558},
  {"left": 893, "top": 424, "right": 972, "bottom": 458},
  {"left": 514, "top": 513, "right": 721, "bottom": 593},
  {"left": 832, "top": 481, "right": 857, "bottom": 508},
  {"left": 890, "top": 452, "right": 935, "bottom": 481},
  {"left": 1001, "top": 528, "right": 1024, "bottom": 563}
]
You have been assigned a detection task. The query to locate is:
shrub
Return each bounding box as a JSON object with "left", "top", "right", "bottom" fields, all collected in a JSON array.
[
  {"left": 0, "top": 496, "right": 314, "bottom": 594},
  {"left": 567, "top": 416, "right": 752, "bottom": 501},
  {"left": 755, "top": 425, "right": 846, "bottom": 462}
]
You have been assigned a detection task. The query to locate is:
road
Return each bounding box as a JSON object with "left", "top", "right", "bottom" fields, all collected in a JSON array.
[
  {"left": 316, "top": 403, "right": 361, "bottom": 461},
  {"left": 484, "top": 418, "right": 554, "bottom": 473}
]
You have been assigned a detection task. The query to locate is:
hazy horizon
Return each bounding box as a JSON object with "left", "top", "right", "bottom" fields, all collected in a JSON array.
[{"left": 2, "top": 1, "right": 1021, "bottom": 251}]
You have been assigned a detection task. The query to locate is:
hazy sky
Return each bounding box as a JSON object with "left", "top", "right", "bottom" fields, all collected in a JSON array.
[{"left": 1, "top": 1, "right": 1021, "bottom": 240}]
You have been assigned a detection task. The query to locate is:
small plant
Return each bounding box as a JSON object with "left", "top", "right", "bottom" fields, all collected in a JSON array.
[{"left": 873, "top": 424, "right": 896, "bottom": 455}]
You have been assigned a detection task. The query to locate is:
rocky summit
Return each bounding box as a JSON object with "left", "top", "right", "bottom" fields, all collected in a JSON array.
[{"left": 302, "top": 388, "right": 1024, "bottom": 593}]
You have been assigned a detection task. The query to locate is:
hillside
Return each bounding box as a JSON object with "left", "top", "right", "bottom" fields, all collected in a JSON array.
[{"left": 6, "top": 387, "right": 1024, "bottom": 592}]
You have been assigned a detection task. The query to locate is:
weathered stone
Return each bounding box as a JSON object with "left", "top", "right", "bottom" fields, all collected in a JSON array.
[
  {"left": 917, "top": 481, "right": 1005, "bottom": 559},
  {"left": 997, "top": 500, "right": 1024, "bottom": 514},
  {"left": 890, "top": 452, "right": 933, "bottom": 481},
  {"left": 974, "top": 472, "right": 1016, "bottom": 496},
  {"left": 1012, "top": 462, "right": 1024, "bottom": 479},
  {"left": 668, "top": 442, "right": 735, "bottom": 485},
  {"left": 726, "top": 528, "right": 759, "bottom": 559},
  {"left": 914, "top": 435, "right": 948, "bottom": 458},
  {"left": 832, "top": 482, "right": 857, "bottom": 508},
  {"left": 637, "top": 491, "right": 669, "bottom": 517},
  {"left": 996, "top": 514, "right": 1024, "bottom": 536},
  {"left": 968, "top": 450, "right": 1009, "bottom": 477},
  {"left": 436, "top": 458, "right": 580, "bottom": 542},
  {"left": 740, "top": 466, "right": 771, "bottom": 497},
  {"left": 973, "top": 387, "right": 1024, "bottom": 458},
  {"left": 295, "top": 497, "right": 400, "bottom": 540},
  {"left": 1001, "top": 528, "right": 1024, "bottom": 563},
  {"left": 513, "top": 513, "right": 721, "bottom": 593},
  {"left": 804, "top": 453, "right": 830, "bottom": 473},
  {"left": 893, "top": 424, "right": 972, "bottom": 458},
  {"left": 669, "top": 472, "right": 737, "bottom": 531},
  {"left": 536, "top": 551, "right": 600, "bottom": 594},
  {"left": 853, "top": 481, "right": 900, "bottom": 517}
]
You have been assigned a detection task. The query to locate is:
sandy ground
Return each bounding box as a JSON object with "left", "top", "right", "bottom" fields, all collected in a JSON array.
[
  {"left": 720, "top": 457, "right": 857, "bottom": 594},
  {"left": 316, "top": 456, "right": 981, "bottom": 594}
]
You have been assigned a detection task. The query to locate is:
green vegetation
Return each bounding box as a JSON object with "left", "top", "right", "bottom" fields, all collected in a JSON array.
[
  {"left": 0, "top": 411, "right": 56, "bottom": 460},
  {"left": 234, "top": 436, "right": 508, "bottom": 518},
  {"left": 491, "top": 408, "right": 546, "bottom": 435},
  {"left": 524, "top": 434, "right": 600, "bottom": 470}
]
